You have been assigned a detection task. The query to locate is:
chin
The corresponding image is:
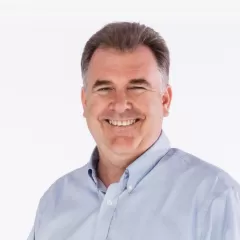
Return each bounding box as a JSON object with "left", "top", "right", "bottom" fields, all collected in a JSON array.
[{"left": 108, "top": 136, "right": 141, "bottom": 155}]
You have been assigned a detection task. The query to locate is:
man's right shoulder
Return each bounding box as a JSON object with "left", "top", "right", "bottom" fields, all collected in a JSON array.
[{"left": 37, "top": 163, "right": 90, "bottom": 211}]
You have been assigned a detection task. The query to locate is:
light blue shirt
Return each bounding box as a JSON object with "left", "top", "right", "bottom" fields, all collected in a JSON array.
[{"left": 27, "top": 131, "right": 240, "bottom": 240}]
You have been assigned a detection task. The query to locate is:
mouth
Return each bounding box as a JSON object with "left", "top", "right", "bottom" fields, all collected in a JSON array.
[{"left": 104, "top": 119, "right": 141, "bottom": 127}]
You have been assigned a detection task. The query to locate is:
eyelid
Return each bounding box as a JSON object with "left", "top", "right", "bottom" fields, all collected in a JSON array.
[
  {"left": 128, "top": 85, "right": 146, "bottom": 89},
  {"left": 96, "top": 86, "right": 113, "bottom": 91}
]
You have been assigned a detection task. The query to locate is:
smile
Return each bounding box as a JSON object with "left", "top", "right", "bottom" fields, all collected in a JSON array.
[{"left": 105, "top": 119, "right": 140, "bottom": 127}]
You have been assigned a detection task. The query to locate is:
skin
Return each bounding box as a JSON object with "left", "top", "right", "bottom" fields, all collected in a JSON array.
[{"left": 81, "top": 45, "right": 172, "bottom": 187}]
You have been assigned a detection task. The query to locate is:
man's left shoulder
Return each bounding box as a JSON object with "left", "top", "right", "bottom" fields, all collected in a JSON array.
[{"left": 171, "top": 148, "right": 240, "bottom": 194}]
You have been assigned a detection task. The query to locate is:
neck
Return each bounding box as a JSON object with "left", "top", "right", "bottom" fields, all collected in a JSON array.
[
  {"left": 96, "top": 131, "right": 162, "bottom": 188},
  {"left": 97, "top": 149, "right": 140, "bottom": 188}
]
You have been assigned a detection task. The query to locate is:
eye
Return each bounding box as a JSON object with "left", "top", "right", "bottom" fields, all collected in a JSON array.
[
  {"left": 97, "top": 87, "right": 113, "bottom": 92},
  {"left": 128, "top": 86, "right": 146, "bottom": 90}
]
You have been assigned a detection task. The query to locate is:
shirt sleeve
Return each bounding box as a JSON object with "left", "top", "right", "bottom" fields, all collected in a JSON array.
[
  {"left": 26, "top": 200, "right": 42, "bottom": 240},
  {"left": 26, "top": 227, "right": 35, "bottom": 240},
  {"left": 201, "top": 187, "right": 240, "bottom": 240}
]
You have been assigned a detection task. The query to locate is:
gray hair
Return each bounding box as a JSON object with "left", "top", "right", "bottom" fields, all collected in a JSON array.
[{"left": 81, "top": 22, "right": 170, "bottom": 90}]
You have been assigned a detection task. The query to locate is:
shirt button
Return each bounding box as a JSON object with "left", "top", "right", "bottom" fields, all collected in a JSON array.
[
  {"left": 128, "top": 185, "right": 133, "bottom": 191},
  {"left": 107, "top": 200, "right": 113, "bottom": 206}
]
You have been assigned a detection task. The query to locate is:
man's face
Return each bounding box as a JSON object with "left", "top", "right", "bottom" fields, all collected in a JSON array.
[{"left": 81, "top": 45, "right": 172, "bottom": 156}]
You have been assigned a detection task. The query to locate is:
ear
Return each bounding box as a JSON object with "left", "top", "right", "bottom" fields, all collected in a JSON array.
[
  {"left": 81, "top": 87, "right": 87, "bottom": 118},
  {"left": 162, "top": 84, "right": 172, "bottom": 117}
]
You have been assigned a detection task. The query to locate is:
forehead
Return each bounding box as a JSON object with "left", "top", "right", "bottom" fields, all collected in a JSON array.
[{"left": 86, "top": 45, "right": 160, "bottom": 85}]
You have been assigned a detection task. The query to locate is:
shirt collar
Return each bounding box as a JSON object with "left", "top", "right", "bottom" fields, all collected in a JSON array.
[
  {"left": 88, "top": 146, "right": 99, "bottom": 185},
  {"left": 88, "top": 130, "right": 171, "bottom": 193}
]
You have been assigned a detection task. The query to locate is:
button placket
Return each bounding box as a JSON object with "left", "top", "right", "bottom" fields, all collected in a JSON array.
[{"left": 93, "top": 182, "right": 122, "bottom": 240}]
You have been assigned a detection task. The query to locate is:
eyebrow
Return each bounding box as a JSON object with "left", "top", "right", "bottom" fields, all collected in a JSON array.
[
  {"left": 128, "top": 78, "right": 151, "bottom": 88},
  {"left": 92, "top": 80, "right": 113, "bottom": 90}
]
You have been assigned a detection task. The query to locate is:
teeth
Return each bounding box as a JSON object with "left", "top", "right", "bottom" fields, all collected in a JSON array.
[{"left": 108, "top": 119, "right": 137, "bottom": 126}]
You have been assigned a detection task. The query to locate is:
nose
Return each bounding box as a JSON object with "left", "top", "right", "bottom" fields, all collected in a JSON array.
[{"left": 109, "top": 90, "right": 132, "bottom": 113}]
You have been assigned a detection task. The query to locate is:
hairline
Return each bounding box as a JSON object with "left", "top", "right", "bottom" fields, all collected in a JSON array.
[{"left": 81, "top": 45, "right": 168, "bottom": 91}]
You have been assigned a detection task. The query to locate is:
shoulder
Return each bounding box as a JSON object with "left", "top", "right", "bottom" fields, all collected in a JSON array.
[
  {"left": 32, "top": 164, "right": 91, "bottom": 233},
  {"left": 36, "top": 163, "right": 90, "bottom": 215},
  {"left": 169, "top": 147, "right": 240, "bottom": 202},
  {"left": 167, "top": 149, "right": 240, "bottom": 237}
]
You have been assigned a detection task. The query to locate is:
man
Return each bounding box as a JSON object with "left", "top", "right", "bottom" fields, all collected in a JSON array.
[{"left": 27, "top": 22, "right": 240, "bottom": 240}]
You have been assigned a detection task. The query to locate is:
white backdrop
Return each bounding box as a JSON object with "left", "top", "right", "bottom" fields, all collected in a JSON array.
[{"left": 0, "top": 1, "right": 240, "bottom": 239}]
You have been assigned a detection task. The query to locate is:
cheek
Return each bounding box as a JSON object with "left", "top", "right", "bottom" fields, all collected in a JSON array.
[
  {"left": 138, "top": 95, "right": 163, "bottom": 115},
  {"left": 85, "top": 98, "right": 105, "bottom": 120}
]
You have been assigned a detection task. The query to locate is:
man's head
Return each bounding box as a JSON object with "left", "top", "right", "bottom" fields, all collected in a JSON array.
[{"left": 81, "top": 22, "right": 172, "bottom": 161}]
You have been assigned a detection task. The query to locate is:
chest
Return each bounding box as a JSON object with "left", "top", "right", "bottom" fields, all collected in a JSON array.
[{"left": 36, "top": 185, "right": 197, "bottom": 240}]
